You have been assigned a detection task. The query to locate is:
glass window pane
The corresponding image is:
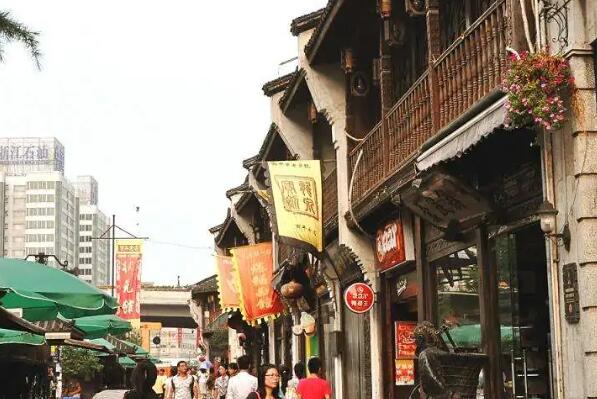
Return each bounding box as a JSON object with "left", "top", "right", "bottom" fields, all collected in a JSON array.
[{"left": 433, "top": 246, "right": 481, "bottom": 350}]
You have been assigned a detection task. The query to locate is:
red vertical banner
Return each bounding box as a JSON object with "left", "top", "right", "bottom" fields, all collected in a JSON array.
[
  {"left": 214, "top": 255, "right": 240, "bottom": 311},
  {"left": 115, "top": 239, "right": 143, "bottom": 325},
  {"left": 231, "top": 242, "right": 283, "bottom": 326},
  {"left": 395, "top": 321, "right": 417, "bottom": 357}
]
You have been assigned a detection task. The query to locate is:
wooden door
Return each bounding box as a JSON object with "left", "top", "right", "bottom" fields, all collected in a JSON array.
[{"left": 343, "top": 309, "right": 371, "bottom": 399}]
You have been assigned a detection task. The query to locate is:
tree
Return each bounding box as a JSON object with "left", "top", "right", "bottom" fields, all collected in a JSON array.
[
  {"left": 61, "top": 347, "right": 103, "bottom": 381},
  {"left": 0, "top": 11, "right": 41, "bottom": 67}
]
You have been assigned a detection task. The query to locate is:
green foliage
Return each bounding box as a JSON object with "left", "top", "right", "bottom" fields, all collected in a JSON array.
[
  {"left": 0, "top": 11, "right": 41, "bottom": 68},
  {"left": 61, "top": 347, "right": 103, "bottom": 380}
]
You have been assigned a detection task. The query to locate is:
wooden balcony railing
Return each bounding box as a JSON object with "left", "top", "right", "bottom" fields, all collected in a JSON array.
[
  {"left": 435, "top": 0, "right": 508, "bottom": 129},
  {"left": 349, "top": 0, "right": 508, "bottom": 205},
  {"left": 323, "top": 167, "right": 338, "bottom": 225}
]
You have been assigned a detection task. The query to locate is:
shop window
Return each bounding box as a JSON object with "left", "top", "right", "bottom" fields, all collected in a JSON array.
[{"left": 432, "top": 246, "right": 481, "bottom": 350}]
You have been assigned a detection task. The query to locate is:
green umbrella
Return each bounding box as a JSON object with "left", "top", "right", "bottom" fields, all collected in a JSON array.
[
  {"left": 0, "top": 258, "right": 118, "bottom": 320},
  {"left": 131, "top": 343, "right": 149, "bottom": 356},
  {"left": 88, "top": 338, "right": 116, "bottom": 356},
  {"left": 0, "top": 289, "right": 59, "bottom": 322},
  {"left": 0, "top": 328, "right": 46, "bottom": 346},
  {"left": 148, "top": 356, "right": 162, "bottom": 364},
  {"left": 118, "top": 355, "right": 137, "bottom": 368},
  {"left": 72, "top": 315, "right": 132, "bottom": 339}
]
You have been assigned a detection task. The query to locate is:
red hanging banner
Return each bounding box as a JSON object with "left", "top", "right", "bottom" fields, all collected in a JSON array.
[
  {"left": 115, "top": 239, "right": 143, "bottom": 325},
  {"left": 215, "top": 255, "right": 240, "bottom": 312},
  {"left": 231, "top": 243, "right": 283, "bottom": 326}
]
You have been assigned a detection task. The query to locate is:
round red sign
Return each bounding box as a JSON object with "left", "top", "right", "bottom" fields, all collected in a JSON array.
[{"left": 344, "top": 282, "right": 375, "bottom": 314}]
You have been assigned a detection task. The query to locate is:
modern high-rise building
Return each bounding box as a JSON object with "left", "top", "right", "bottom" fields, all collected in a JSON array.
[
  {"left": 73, "top": 175, "right": 98, "bottom": 206},
  {"left": 0, "top": 138, "right": 110, "bottom": 286},
  {"left": 75, "top": 176, "right": 110, "bottom": 285},
  {"left": 2, "top": 171, "right": 79, "bottom": 269},
  {"left": 0, "top": 137, "right": 65, "bottom": 175}
]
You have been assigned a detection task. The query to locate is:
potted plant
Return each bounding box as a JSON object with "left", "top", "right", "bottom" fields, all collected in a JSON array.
[{"left": 504, "top": 50, "right": 574, "bottom": 130}]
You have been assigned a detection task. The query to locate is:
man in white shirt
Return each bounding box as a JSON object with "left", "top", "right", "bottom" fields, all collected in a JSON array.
[
  {"left": 225, "top": 355, "right": 257, "bottom": 399},
  {"left": 167, "top": 361, "right": 198, "bottom": 399}
]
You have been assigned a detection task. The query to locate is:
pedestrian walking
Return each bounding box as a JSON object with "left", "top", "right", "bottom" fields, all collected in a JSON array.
[
  {"left": 153, "top": 369, "right": 168, "bottom": 399},
  {"left": 245, "top": 364, "right": 281, "bottom": 399},
  {"left": 125, "top": 360, "right": 159, "bottom": 399},
  {"left": 166, "top": 361, "right": 198, "bottom": 399},
  {"left": 197, "top": 367, "right": 210, "bottom": 399},
  {"left": 227, "top": 363, "right": 239, "bottom": 378},
  {"left": 225, "top": 355, "right": 257, "bottom": 399},
  {"left": 284, "top": 363, "right": 305, "bottom": 399},
  {"left": 214, "top": 366, "right": 229, "bottom": 399},
  {"left": 296, "top": 358, "right": 330, "bottom": 399}
]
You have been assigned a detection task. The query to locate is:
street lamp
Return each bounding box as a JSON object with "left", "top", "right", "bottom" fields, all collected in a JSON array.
[
  {"left": 24, "top": 253, "right": 78, "bottom": 275},
  {"left": 537, "top": 200, "right": 571, "bottom": 251}
]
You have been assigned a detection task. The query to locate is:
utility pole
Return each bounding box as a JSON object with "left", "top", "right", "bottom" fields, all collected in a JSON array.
[
  {"left": 111, "top": 214, "right": 116, "bottom": 297},
  {"left": 93, "top": 215, "right": 148, "bottom": 298}
]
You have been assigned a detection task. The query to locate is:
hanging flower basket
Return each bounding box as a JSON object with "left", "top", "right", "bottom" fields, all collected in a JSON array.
[{"left": 504, "top": 51, "right": 574, "bottom": 130}]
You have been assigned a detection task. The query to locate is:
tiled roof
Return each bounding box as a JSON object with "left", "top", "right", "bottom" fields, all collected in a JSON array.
[
  {"left": 279, "top": 69, "right": 307, "bottom": 112},
  {"left": 191, "top": 275, "right": 218, "bottom": 296},
  {"left": 242, "top": 155, "right": 260, "bottom": 170},
  {"left": 209, "top": 209, "right": 230, "bottom": 235},
  {"left": 262, "top": 72, "right": 297, "bottom": 97},
  {"left": 225, "top": 180, "right": 250, "bottom": 199},
  {"left": 304, "top": 0, "right": 343, "bottom": 62},
  {"left": 290, "top": 8, "right": 325, "bottom": 36}
]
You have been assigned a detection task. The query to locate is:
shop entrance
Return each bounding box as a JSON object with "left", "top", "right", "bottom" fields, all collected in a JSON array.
[
  {"left": 492, "top": 224, "right": 552, "bottom": 399},
  {"left": 430, "top": 223, "right": 552, "bottom": 398}
]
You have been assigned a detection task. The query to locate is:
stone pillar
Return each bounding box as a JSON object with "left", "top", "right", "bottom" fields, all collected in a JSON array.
[
  {"left": 550, "top": 48, "right": 597, "bottom": 398},
  {"left": 569, "top": 50, "right": 597, "bottom": 398},
  {"left": 365, "top": 271, "right": 384, "bottom": 399}
]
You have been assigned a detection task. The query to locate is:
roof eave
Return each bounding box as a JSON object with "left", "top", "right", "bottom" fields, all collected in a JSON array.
[{"left": 305, "top": 0, "right": 346, "bottom": 64}]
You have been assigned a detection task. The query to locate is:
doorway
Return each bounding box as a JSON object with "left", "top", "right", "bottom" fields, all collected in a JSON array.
[{"left": 491, "top": 224, "right": 552, "bottom": 399}]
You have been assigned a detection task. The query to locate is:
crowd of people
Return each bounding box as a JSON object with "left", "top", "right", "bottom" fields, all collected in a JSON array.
[{"left": 138, "top": 356, "right": 331, "bottom": 399}]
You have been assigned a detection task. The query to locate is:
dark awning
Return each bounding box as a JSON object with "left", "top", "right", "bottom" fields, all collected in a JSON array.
[{"left": 416, "top": 97, "right": 506, "bottom": 172}]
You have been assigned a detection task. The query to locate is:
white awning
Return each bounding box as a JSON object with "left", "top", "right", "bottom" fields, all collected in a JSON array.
[{"left": 417, "top": 97, "right": 507, "bottom": 172}]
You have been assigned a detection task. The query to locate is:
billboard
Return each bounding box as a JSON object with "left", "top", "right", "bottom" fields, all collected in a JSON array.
[{"left": 115, "top": 239, "right": 143, "bottom": 325}]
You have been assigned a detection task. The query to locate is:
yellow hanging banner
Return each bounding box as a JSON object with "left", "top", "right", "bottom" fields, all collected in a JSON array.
[{"left": 267, "top": 160, "right": 323, "bottom": 254}]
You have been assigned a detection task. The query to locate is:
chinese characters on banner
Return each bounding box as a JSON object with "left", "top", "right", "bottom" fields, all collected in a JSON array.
[
  {"left": 230, "top": 243, "right": 283, "bottom": 326},
  {"left": 344, "top": 282, "right": 375, "bottom": 314},
  {"left": 267, "top": 161, "right": 323, "bottom": 254},
  {"left": 375, "top": 219, "right": 406, "bottom": 271},
  {"left": 394, "top": 321, "right": 416, "bottom": 386},
  {"left": 115, "top": 239, "right": 143, "bottom": 326},
  {"left": 215, "top": 255, "right": 240, "bottom": 311},
  {"left": 395, "top": 321, "right": 417, "bottom": 357}
]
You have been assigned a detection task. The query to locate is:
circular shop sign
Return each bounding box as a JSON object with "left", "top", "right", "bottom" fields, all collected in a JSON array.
[{"left": 344, "top": 282, "right": 375, "bottom": 314}]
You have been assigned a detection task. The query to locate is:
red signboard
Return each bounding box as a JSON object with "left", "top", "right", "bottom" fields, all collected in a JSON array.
[
  {"left": 115, "top": 239, "right": 143, "bottom": 322},
  {"left": 395, "top": 321, "right": 417, "bottom": 358},
  {"left": 344, "top": 283, "right": 375, "bottom": 314},
  {"left": 375, "top": 219, "right": 406, "bottom": 271},
  {"left": 215, "top": 255, "right": 240, "bottom": 311},
  {"left": 231, "top": 243, "right": 284, "bottom": 325}
]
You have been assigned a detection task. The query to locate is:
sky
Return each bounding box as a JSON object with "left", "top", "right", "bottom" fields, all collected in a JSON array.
[{"left": 0, "top": 0, "right": 326, "bottom": 285}]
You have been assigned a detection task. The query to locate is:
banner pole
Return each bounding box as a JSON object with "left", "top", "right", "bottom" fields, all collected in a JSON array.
[{"left": 111, "top": 214, "right": 116, "bottom": 297}]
